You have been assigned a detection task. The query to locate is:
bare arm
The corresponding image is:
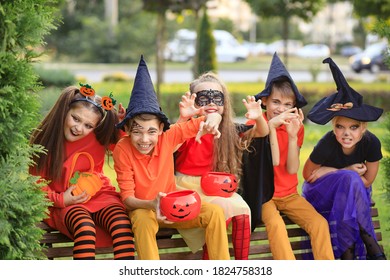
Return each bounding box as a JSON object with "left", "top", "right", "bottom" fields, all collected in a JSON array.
[
  {"left": 303, "top": 158, "right": 337, "bottom": 183},
  {"left": 285, "top": 108, "right": 304, "bottom": 174},
  {"left": 359, "top": 161, "right": 379, "bottom": 187},
  {"left": 268, "top": 125, "right": 280, "bottom": 166},
  {"left": 123, "top": 196, "right": 156, "bottom": 211}
]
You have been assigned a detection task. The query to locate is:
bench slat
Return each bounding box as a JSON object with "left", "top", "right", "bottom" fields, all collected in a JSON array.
[{"left": 38, "top": 207, "right": 383, "bottom": 260}]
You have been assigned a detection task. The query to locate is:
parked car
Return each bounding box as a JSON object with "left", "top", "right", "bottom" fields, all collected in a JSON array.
[
  {"left": 242, "top": 41, "right": 267, "bottom": 56},
  {"left": 164, "top": 29, "right": 249, "bottom": 63},
  {"left": 340, "top": 45, "right": 362, "bottom": 57},
  {"left": 295, "top": 44, "right": 330, "bottom": 58},
  {"left": 265, "top": 39, "right": 303, "bottom": 55},
  {"left": 349, "top": 42, "right": 389, "bottom": 73}
]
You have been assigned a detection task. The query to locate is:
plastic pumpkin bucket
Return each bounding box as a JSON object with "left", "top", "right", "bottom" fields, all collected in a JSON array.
[{"left": 160, "top": 190, "right": 201, "bottom": 222}]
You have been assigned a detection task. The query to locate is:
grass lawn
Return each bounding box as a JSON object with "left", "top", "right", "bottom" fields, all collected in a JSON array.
[{"left": 104, "top": 119, "right": 389, "bottom": 257}]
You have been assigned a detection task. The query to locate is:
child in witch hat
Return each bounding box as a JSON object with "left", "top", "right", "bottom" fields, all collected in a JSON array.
[
  {"left": 244, "top": 52, "right": 334, "bottom": 260},
  {"left": 302, "top": 57, "right": 386, "bottom": 260},
  {"left": 113, "top": 55, "right": 231, "bottom": 260}
]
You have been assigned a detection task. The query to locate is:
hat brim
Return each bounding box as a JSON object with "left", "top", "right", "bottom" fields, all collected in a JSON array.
[
  {"left": 255, "top": 81, "right": 307, "bottom": 109},
  {"left": 307, "top": 97, "right": 383, "bottom": 124},
  {"left": 116, "top": 111, "right": 170, "bottom": 131}
]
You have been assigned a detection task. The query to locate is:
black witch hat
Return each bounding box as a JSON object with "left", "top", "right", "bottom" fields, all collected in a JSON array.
[
  {"left": 116, "top": 55, "right": 170, "bottom": 131},
  {"left": 307, "top": 57, "right": 383, "bottom": 125},
  {"left": 255, "top": 52, "right": 307, "bottom": 108}
]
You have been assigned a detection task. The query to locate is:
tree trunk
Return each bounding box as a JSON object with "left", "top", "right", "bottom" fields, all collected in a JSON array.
[
  {"left": 104, "top": 0, "right": 118, "bottom": 39},
  {"left": 282, "top": 16, "right": 289, "bottom": 68},
  {"left": 155, "top": 11, "right": 166, "bottom": 100}
]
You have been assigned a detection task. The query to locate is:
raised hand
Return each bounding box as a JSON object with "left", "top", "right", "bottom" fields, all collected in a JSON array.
[
  {"left": 285, "top": 108, "right": 304, "bottom": 138},
  {"left": 117, "top": 103, "right": 126, "bottom": 122},
  {"left": 178, "top": 92, "right": 203, "bottom": 122},
  {"left": 243, "top": 95, "right": 263, "bottom": 120},
  {"left": 195, "top": 112, "right": 222, "bottom": 143}
]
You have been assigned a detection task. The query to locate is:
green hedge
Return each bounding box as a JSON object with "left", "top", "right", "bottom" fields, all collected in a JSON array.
[{"left": 38, "top": 81, "right": 390, "bottom": 123}]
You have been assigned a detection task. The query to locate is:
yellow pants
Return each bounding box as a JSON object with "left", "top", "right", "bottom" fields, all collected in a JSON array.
[
  {"left": 130, "top": 202, "right": 230, "bottom": 260},
  {"left": 262, "top": 193, "right": 334, "bottom": 260}
]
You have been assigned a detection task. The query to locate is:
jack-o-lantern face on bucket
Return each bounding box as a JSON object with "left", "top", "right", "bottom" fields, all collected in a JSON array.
[
  {"left": 160, "top": 190, "right": 201, "bottom": 222},
  {"left": 201, "top": 172, "right": 238, "bottom": 198}
]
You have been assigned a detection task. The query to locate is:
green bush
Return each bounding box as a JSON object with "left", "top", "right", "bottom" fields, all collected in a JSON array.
[
  {"left": 34, "top": 66, "right": 76, "bottom": 87},
  {"left": 0, "top": 0, "right": 58, "bottom": 259},
  {"left": 102, "top": 72, "right": 133, "bottom": 82},
  {"left": 0, "top": 146, "right": 50, "bottom": 259},
  {"left": 381, "top": 112, "right": 390, "bottom": 197},
  {"left": 195, "top": 7, "right": 217, "bottom": 77},
  {"left": 83, "top": 81, "right": 390, "bottom": 124}
]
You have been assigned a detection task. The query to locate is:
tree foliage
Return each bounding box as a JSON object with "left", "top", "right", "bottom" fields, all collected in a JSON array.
[
  {"left": 46, "top": 0, "right": 156, "bottom": 63},
  {"left": 245, "top": 0, "right": 325, "bottom": 65},
  {"left": 0, "top": 0, "right": 58, "bottom": 259},
  {"left": 194, "top": 7, "right": 217, "bottom": 77},
  {"left": 350, "top": 1, "right": 390, "bottom": 198},
  {"left": 352, "top": 0, "right": 390, "bottom": 19}
]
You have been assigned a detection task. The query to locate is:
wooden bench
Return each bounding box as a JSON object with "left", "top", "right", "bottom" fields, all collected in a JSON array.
[{"left": 38, "top": 205, "right": 383, "bottom": 260}]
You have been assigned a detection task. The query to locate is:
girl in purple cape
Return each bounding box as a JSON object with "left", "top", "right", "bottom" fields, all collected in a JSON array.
[{"left": 302, "top": 57, "right": 386, "bottom": 260}]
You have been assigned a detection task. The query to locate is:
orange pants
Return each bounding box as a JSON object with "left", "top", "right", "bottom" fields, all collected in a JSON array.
[
  {"left": 130, "top": 202, "right": 230, "bottom": 260},
  {"left": 262, "top": 193, "right": 334, "bottom": 260}
]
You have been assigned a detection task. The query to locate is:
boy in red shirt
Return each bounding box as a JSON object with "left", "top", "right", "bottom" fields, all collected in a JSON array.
[
  {"left": 246, "top": 53, "right": 334, "bottom": 260},
  {"left": 113, "top": 56, "right": 230, "bottom": 260}
]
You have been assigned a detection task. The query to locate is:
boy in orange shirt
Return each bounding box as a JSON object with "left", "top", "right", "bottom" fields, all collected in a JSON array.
[
  {"left": 113, "top": 56, "right": 230, "bottom": 260},
  {"left": 245, "top": 53, "right": 334, "bottom": 260}
]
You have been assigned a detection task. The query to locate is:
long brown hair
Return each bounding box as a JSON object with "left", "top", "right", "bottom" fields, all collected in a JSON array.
[
  {"left": 190, "top": 72, "right": 248, "bottom": 177},
  {"left": 30, "top": 86, "right": 120, "bottom": 182}
]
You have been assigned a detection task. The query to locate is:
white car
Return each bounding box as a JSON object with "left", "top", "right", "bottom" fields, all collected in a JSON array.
[
  {"left": 296, "top": 44, "right": 330, "bottom": 58},
  {"left": 265, "top": 39, "right": 303, "bottom": 55},
  {"left": 165, "top": 29, "right": 249, "bottom": 63}
]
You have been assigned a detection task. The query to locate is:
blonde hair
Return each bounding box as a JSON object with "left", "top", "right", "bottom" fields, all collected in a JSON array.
[
  {"left": 190, "top": 72, "right": 248, "bottom": 177},
  {"left": 331, "top": 116, "right": 368, "bottom": 131}
]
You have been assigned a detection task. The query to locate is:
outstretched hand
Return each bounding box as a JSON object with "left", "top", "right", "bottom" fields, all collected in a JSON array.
[
  {"left": 285, "top": 108, "right": 304, "bottom": 137},
  {"left": 195, "top": 112, "right": 222, "bottom": 143},
  {"left": 243, "top": 95, "right": 262, "bottom": 120},
  {"left": 268, "top": 107, "right": 304, "bottom": 137},
  {"left": 178, "top": 92, "right": 203, "bottom": 121}
]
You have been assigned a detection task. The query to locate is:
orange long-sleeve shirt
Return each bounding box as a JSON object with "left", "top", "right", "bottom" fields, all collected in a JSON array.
[{"left": 113, "top": 116, "right": 205, "bottom": 201}]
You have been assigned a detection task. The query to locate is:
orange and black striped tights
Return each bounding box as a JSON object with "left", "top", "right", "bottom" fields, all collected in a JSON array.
[{"left": 65, "top": 205, "right": 135, "bottom": 260}]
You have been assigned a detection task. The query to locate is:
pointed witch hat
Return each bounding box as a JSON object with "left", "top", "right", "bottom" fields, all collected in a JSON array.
[
  {"left": 116, "top": 55, "right": 170, "bottom": 131},
  {"left": 307, "top": 57, "right": 383, "bottom": 125},
  {"left": 255, "top": 52, "right": 307, "bottom": 108}
]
